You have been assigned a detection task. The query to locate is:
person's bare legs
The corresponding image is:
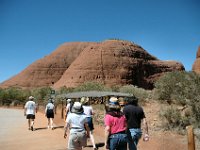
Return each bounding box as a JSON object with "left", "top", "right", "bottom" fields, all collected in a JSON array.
[
  {"left": 31, "top": 119, "right": 34, "bottom": 131},
  {"left": 47, "top": 118, "right": 50, "bottom": 129},
  {"left": 28, "top": 119, "right": 31, "bottom": 130},
  {"left": 50, "top": 118, "right": 54, "bottom": 129},
  {"left": 90, "top": 131, "right": 97, "bottom": 149}
]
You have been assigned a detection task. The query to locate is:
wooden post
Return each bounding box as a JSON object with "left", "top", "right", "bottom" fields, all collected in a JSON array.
[{"left": 186, "top": 125, "right": 195, "bottom": 150}]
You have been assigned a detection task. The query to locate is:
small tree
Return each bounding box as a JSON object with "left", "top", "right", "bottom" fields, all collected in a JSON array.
[
  {"left": 119, "top": 84, "right": 151, "bottom": 101},
  {"left": 31, "top": 87, "right": 52, "bottom": 103}
]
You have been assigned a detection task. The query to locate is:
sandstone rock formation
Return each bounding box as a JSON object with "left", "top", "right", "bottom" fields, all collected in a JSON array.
[
  {"left": 0, "top": 42, "right": 92, "bottom": 88},
  {"left": 0, "top": 40, "right": 185, "bottom": 90},
  {"left": 192, "top": 46, "right": 200, "bottom": 74}
]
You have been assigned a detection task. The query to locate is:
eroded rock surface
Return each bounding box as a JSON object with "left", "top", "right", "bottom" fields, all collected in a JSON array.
[{"left": 0, "top": 40, "right": 184, "bottom": 89}]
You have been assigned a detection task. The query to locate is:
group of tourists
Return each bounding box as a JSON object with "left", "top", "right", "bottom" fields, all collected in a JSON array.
[
  {"left": 63, "top": 96, "right": 149, "bottom": 150},
  {"left": 24, "top": 95, "right": 149, "bottom": 150},
  {"left": 105, "top": 96, "right": 149, "bottom": 150},
  {"left": 24, "top": 96, "right": 55, "bottom": 131}
]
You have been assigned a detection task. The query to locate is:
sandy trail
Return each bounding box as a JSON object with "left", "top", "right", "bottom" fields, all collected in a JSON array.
[
  {"left": 0, "top": 107, "right": 188, "bottom": 150},
  {"left": 0, "top": 108, "right": 104, "bottom": 150}
]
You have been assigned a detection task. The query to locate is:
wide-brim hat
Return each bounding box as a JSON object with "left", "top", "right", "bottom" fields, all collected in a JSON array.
[
  {"left": 80, "top": 97, "right": 89, "bottom": 105},
  {"left": 29, "top": 96, "right": 34, "bottom": 100},
  {"left": 71, "top": 102, "right": 84, "bottom": 114},
  {"left": 108, "top": 97, "right": 120, "bottom": 109}
]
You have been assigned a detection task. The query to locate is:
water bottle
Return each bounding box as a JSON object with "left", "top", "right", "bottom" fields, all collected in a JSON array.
[{"left": 143, "top": 134, "right": 149, "bottom": 142}]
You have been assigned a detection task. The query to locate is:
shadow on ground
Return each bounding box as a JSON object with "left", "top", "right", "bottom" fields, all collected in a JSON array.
[
  {"left": 85, "top": 142, "right": 105, "bottom": 149},
  {"left": 34, "top": 125, "right": 64, "bottom": 131}
]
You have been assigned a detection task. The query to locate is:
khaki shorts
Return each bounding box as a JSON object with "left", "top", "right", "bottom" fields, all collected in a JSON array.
[{"left": 68, "top": 131, "right": 87, "bottom": 150}]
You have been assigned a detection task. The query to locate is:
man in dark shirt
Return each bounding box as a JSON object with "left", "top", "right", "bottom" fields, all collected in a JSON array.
[{"left": 123, "top": 96, "right": 149, "bottom": 150}]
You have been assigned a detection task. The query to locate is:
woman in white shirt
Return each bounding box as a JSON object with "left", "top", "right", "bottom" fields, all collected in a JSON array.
[
  {"left": 64, "top": 102, "right": 90, "bottom": 150},
  {"left": 81, "top": 97, "right": 97, "bottom": 150},
  {"left": 45, "top": 98, "right": 55, "bottom": 130}
]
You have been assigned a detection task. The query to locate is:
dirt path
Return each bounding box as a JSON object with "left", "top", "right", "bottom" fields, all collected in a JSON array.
[
  {"left": 0, "top": 107, "right": 188, "bottom": 150},
  {"left": 0, "top": 108, "right": 104, "bottom": 150}
]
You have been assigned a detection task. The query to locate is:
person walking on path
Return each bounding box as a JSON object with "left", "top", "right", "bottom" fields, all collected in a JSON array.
[
  {"left": 123, "top": 96, "right": 149, "bottom": 150},
  {"left": 45, "top": 98, "right": 55, "bottom": 130},
  {"left": 104, "top": 97, "right": 128, "bottom": 150},
  {"left": 64, "top": 101, "right": 90, "bottom": 150},
  {"left": 64, "top": 99, "right": 73, "bottom": 121},
  {"left": 24, "top": 96, "right": 37, "bottom": 131},
  {"left": 80, "top": 97, "right": 97, "bottom": 150}
]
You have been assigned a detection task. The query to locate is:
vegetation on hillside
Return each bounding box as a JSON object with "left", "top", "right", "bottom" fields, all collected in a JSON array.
[
  {"left": 1, "top": 71, "right": 200, "bottom": 133},
  {"left": 154, "top": 71, "right": 200, "bottom": 130}
]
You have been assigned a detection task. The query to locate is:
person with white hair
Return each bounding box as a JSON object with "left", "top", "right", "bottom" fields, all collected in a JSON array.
[
  {"left": 64, "top": 98, "right": 73, "bottom": 121},
  {"left": 64, "top": 101, "right": 90, "bottom": 150},
  {"left": 24, "top": 96, "right": 37, "bottom": 131}
]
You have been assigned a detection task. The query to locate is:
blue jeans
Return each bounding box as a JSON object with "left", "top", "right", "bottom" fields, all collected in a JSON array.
[
  {"left": 127, "top": 128, "right": 142, "bottom": 150},
  {"left": 109, "top": 133, "right": 128, "bottom": 150}
]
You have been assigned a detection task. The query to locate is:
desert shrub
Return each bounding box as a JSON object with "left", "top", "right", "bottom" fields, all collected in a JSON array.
[
  {"left": 57, "top": 86, "right": 74, "bottom": 94},
  {"left": 155, "top": 71, "right": 200, "bottom": 105},
  {"left": 190, "top": 96, "right": 200, "bottom": 127},
  {"left": 73, "top": 81, "right": 112, "bottom": 92},
  {"left": 31, "top": 87, "right": 52, "bottom": 103},
  {"left": 159, "top": 106, "right": 192, "bottom": 130},
  {"left": 110, "top": 85, "right": 121, "bottom": 92},
  {"left": 119, "top": 85, "right": 152, "bottom": 101},
  {"left": 0, "top": 87, "right": 31, "bottom": 105},
  {"left": 0, "top": 88, "right": 3, "bottom": 105},
  {"left": 92, "top": 104, "right": 105, "bottom": 125},
  {"left": 156, "top": 71, "right": 200, "bottom": 129},
  {"left": 154, "top": 71, "right": 182, "bottom": 102}
]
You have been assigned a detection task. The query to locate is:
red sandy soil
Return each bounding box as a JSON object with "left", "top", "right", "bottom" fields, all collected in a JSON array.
[{"left": 0, "top": 100, "right": 196, "bottom": 150}]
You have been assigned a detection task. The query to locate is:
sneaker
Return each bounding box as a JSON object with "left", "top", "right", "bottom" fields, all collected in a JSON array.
[
  {"left": 47, "top": 126, "right": 50, "bottom": 129},
  {"left": 31, "top": 126, "right": 33, "bottom": 131}
]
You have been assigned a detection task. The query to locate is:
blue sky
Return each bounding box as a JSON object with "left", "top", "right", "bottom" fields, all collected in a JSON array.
[{"left": 0, "top": 0, "right": 200, "bottom": 83}]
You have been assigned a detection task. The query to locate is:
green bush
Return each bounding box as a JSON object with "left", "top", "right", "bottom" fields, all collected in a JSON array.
[
  {"left": 155, "top": 71, "right": 200, "bottom": 105},
  {"left": 155, "top": 71, "right": 200, "bottom": 129},
  {"left": 119, "top": 84, "right": 152, "bottom": 101},
  {"left": 92, "top": 104, "right": 105, "bottom": 125},
  {"left": 0, "top": 87, "right": 32, "bottom": 105},
  {"left": 31, "top": 87, "right": 53, "bottom": 103},
  {"left": 159, "top": 106, "right": 191, "bottom": 130},
  {"left": 57, "top": 86, "right": 74, "bottom": 94}
]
